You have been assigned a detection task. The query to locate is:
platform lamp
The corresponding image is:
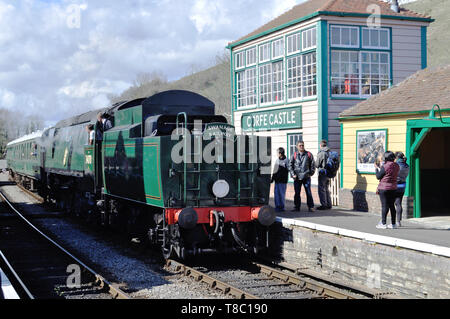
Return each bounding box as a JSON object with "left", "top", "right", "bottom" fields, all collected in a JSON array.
[{"left": 425, "top": 104, "right": 450, "bottom": 124}]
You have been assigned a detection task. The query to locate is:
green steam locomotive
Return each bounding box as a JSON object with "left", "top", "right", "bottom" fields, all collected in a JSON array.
[{"left": 6, "top": 90, "right": 275, "bottom": 259}]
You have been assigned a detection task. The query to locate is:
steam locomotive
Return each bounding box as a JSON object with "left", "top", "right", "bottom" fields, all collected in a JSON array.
[{"left": 5, "top": 90, "right": 275, "bottom": 259}]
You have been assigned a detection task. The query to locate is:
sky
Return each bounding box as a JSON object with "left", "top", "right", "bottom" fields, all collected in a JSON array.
[{"left": 0, "top": 0, "right": 418, "bottom": 125}]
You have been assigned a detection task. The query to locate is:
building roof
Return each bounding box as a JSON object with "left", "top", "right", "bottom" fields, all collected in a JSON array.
[
  {"left": 339, "top": 65, "right": 450, "bottom": 118},
  {"left": 228, "top": 0, "right": 432, "bottom": 48}
]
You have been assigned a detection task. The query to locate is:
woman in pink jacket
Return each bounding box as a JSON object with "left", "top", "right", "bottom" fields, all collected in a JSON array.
[{"left": 375, "top": 151, "right": 400, "bottom": 229}]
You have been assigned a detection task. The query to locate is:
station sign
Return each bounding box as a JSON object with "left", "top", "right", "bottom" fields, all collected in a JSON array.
[{"left": 241, "top": 106, "right": 302, "bottom": 131}]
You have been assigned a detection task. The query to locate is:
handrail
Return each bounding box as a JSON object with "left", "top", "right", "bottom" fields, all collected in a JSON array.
[{"left": 176, "top": 112, "right": 188, "bottom": 205}]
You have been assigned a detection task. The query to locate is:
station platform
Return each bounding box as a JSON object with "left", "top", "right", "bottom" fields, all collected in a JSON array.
[
  {"left": 0, "top": 267, "right": 20, "bottom": 299},
  {"left": 268, "top": 197, "right": 450, "bottom": 298},
  {"left": 271, "top": 198, "right": 450, "bottom": 256}
]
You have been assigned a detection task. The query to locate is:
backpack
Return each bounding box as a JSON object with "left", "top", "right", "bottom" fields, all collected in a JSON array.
[
  {"left": 293, "top": 151, "right": 312, "bottom": 161},
  {"left": 324, "top": 151, "right": 340, "bottom": 178}
]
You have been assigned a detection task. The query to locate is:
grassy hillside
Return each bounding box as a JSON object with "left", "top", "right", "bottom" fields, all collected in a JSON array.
[{"left": 405, "top": 0, "right": 450, "bottom": 68}]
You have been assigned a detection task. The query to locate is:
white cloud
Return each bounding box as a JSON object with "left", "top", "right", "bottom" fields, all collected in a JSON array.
[
  {"left": 0, "top": 88, "right": 16, "bottom": 109},
  {"left": 189, "top": 0, "right": 231, "bottom": 34},
  {"left": 0, "top": 0, "right": 306, "bottom": 123}
]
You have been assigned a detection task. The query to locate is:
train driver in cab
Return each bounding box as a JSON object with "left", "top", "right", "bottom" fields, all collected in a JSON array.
[
  {"left": 86, "top": 124, "right": 95, "bottom": 145},
  {"left": 95, "top": 112, "right": 113, "bottom": 141}
]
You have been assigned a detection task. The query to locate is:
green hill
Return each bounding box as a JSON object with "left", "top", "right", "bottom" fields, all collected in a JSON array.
[{"left": 405, "top": 0, "right": 450, "bottom": 68}]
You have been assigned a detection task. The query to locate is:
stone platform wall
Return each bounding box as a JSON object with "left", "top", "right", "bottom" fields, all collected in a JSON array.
[
  {"left": 339, "top": 188, "right": 414, "bottom": 219},
  {"left": 269, "top": 221, "right": 450, "bottom": 298}
]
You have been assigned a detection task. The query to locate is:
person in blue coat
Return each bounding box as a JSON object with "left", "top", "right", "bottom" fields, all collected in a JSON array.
[
  {"left": 394, "top": 152, "right": 410, "bottom": 227},
  {"left": 271, "top": 148, "right": 289, "bottom": 212}
]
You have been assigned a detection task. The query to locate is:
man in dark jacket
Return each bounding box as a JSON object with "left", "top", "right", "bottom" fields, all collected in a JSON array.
[
  {"left": 289, "top": 141, "right": 315, "bottom": 212},
  {"left": 316, "top": 140, "right": 332, "bottom": 210},
  {"left": 271, "top": 147, "right": 289, "bottom": 212}
]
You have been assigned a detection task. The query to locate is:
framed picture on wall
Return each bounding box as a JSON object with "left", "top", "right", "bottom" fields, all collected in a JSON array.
[{"left": 356, "top": 129, "right": 388, "bottom": 174}]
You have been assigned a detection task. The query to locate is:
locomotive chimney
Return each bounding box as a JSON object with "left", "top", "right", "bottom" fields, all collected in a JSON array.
[{"left": 390, "top": 0, "right": 400, "bottom": 13}]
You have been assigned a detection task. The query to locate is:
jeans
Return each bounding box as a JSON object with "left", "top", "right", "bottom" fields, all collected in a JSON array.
[
  {"left": 318, "top": 174, "right": 332, "bottom": 208},
  {"left": 294, "top": 177, "right": 314, "bottom": 209},
  {"left": 379, "top": 189, "right": 397, "bottom": 225},
  {"left": 395, "top": 188, "right": 405, "bottom": 222},
  {"left": 274, "top": 183, "right": 287, "bottom": 211}
]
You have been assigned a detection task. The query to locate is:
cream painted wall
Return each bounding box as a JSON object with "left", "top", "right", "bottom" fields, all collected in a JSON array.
[{"left": 341, "top": 116, "right": 409, "bottom": 193}]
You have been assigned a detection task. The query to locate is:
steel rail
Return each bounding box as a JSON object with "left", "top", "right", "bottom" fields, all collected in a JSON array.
[
  {"left": 252, "top": 262, "right": 365, "bottom": 299},
  {"left": 166, "top": 258, "right": 368, "bottom": 299},
  {"left": 166, "top": 259, "right": 259, "bottom": 299},
  {"left": 263, "top": 260, "right": 402, "bottom": 299},
  {"left": 0, "top": 190, "right": 130, "bottom": 299},
  {"left": 0, "top": 250, "right": 34, "bottom": 299},
  {"left": 14, "top": 183, "right": 44, "bottom": 204}
]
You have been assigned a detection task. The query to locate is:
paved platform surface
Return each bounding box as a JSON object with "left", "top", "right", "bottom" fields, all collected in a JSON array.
[
  {"left": 271, "top": 198, "right": 450, "bottom": 249},
  {"left": 1, "top": 266, "right": 20, "bottom": 299},
  {"left": 0, "top": 160, "right": 6, "bottom": 170}
]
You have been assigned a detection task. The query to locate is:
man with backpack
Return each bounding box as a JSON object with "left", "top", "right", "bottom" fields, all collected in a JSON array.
[
  {"left": 289, "top": 141, "right": 316, "bottom": 212},
  {"left": 316, "top": 140, "right": 339, "bottom": 210}
]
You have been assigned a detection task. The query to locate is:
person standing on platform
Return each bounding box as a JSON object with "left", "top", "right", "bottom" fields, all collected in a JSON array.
[
  {"left": 394, "top": 152, "right": 410, "bottom": 227},
  {"left": 289, "top": 141, "right": 316, "bottom": 212},
  {"left": 375, "top": 151, "right": 400, "bottom": 229},
  {"left": 271, "top": 147, "right": 289, "bottom": 212},
  {"left": 316, "top": 140, "right": 332, "bottom": 210}
]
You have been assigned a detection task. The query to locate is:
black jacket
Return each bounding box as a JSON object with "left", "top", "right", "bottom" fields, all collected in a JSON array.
[
  {"left": 271, "top": 155, "right": 289, "bottom": 184},
  {"left": 289, "top": 151, "right": 316, "bottom": 180},
  {"left": 396, "top": 159, "right": 410, "bottom": 185}
]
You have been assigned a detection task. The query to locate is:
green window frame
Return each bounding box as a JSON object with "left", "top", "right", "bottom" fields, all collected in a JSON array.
[
  {"left": 232, "top": 27, "right": 318, "bottom": 111},
  {"left": 329, "top": 24, "right": 393, "bottom": 100}
]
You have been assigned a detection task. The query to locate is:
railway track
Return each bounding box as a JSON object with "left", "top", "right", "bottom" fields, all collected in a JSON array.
[
  {"left": 0, "top": 190, "right": 130, "bottom": 299},
  {"left": 1, "top": 178, "right": 400, "bottom": 300},
  {"left": 165, "top": 257, "right": 399, "bottom": 299}
]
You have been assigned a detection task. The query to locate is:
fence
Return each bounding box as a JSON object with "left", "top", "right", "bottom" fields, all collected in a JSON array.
[{"left": 329, "top": 168, "right": 340, "bottom": 206}]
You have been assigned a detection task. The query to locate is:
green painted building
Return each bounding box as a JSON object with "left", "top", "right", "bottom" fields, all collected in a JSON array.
[{"left": 227, "top": 0, "right": 432, "bottom": 192}]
